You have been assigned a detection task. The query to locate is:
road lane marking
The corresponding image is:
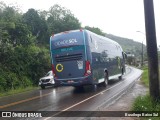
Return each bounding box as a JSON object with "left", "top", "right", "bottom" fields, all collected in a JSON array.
[
  {"left": 44, "top": 79, "right": 127, "bottom": 120},
  {"left": 0, "top": 92, "right": 53, "bottom": 109},
  {"left": 44, "top": 68, "right": 142, "bottom": 120},
  {"left": 0, "top": 67, "right": 131, "bottom": 110},
  {"left": 0, "top": 87, "right": 71, "bottom": 109}
]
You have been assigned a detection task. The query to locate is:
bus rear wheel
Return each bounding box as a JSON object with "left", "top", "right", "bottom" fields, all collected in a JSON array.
[
  {"left": 118, "top": 76, "right": 122, "bottom": 80},
  {"left": 102, "top": 72, "right": 108, "bottom": 87},
  {"left": 119, "top": 68, "right": 124, "bottom": 80}
]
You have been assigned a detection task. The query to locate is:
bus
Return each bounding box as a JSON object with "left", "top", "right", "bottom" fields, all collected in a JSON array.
[{"left": 50, "top": 29, "right": 126, "bottom": 87}]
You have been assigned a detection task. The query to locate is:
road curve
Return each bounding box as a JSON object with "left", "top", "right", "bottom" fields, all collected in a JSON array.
[{"left": 0, "top": 66, "right": 142, "bottom": 119}]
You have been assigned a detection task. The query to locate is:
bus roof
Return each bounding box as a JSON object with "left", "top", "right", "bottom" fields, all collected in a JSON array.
[
  {"left": 51, "top": 29, "right": 83, "bottom": 38},
  {"left": 50, "top": 29, "right": 122, "bottom": 48},
  {"left": 85, "top": 30, "right": 121, "bottom": 46}
]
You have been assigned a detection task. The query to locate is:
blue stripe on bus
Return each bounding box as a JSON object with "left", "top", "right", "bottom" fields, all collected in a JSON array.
[
  {"left": 83, "top": 30, "right": 87, "bottom": 60},
  {"left": 51, "top": 45, "right": 84, "bottom": 54}
]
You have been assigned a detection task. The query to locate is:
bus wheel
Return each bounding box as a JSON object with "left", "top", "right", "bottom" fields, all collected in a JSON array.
[
  {"left": 119, "top": 76, "right": 122, "bottom": 80},
  {"left": 102, "top": 72, "right": 108, "bottom": 87}
]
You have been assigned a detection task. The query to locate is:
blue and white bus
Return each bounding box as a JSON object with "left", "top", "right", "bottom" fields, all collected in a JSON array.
[{"left": 50, "top": 29, "right": 126, "bottom": 87}]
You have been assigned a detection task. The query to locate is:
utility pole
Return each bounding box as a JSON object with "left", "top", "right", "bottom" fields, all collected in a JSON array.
[
  {"left": 143, "top": 0, "right": 160, "bottom": 100},
  {"left": 141, "top": 41, "right": 143, "bottom": 67},
  {"left": 136, "top": 31, "right": 145, "bottom": 67}
]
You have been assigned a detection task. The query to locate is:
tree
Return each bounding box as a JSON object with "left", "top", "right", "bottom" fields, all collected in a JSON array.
[
  {"left": 84, "top": 26, "right": 105, "bottom": 36},
  {"left": 23, "top": 9, "right": 48, "bottom": 44},
  {"left": 0, "top": 4, "right": 51, "bottom": 91},
  {"left": 47, "top": 4, "right": 81, "bottom": 34}
]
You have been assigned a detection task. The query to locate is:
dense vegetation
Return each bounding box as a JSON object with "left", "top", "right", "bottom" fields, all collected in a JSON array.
[
  {"left": 0, "top": 2, "right": 145, "bottom": 93},
  {"left": 0, "top": 2, "right": 81, "bottom": 92}
]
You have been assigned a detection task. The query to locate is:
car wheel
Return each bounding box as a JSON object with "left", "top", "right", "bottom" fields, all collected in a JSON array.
[{"left": 41, "top": 85, "right": 45, "bottom": 89}]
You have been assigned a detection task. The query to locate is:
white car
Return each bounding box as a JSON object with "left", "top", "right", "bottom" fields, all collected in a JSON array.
[{"left": 39, "top": 71, "right": 55, "bottom": 89}]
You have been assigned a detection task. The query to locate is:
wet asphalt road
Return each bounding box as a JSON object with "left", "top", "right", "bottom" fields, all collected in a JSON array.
[{"left": 0, "top": 66, "right": 142, "bottom": 119}]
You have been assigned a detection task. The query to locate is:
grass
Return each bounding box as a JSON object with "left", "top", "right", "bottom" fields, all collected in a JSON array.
[
  {"left": 132, "top": 94, "right": 160, "bottom": 111},
  {"left": 131, "top": 67, "right": 160, "bottom": 120},
  {"left": 141, "top": 67, "right": 149, "bottom": 87},
  {"left": 0, "top": 86, "right": 39, "bottom": 97},
  {"left": 132, "top": 94, "right": 160, "bottom": 120}
]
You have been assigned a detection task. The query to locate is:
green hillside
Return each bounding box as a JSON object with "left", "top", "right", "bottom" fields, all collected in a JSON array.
[{"left": 105, "top": 34, "right": 147, "bottom": 59}]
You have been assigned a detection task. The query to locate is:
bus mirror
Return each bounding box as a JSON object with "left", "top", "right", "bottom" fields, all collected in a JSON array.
[{"left": 122, "top": 52, "right": 127, "bottom": 59}]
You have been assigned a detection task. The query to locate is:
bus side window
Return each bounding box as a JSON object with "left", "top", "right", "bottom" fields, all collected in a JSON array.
[{"left": 89, "top": 35, "right": 95, "bottom": 52}]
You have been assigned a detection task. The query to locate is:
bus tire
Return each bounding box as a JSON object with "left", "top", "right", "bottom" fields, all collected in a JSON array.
[
  {"left": 119, "top": 76, "right": 122, "bottom": 80},
  {"left": 102, "top": 72, "right": 108, "bottom": 87}
]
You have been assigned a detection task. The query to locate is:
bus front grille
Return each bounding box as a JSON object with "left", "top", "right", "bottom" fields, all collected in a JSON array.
[{"left": 55, "top": 53, "right": 82, "bottom": 62}]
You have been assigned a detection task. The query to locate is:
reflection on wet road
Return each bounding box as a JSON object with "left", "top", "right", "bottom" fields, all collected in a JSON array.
[{"left": 0, "top": 66, "right": 142, "bottom": 119}]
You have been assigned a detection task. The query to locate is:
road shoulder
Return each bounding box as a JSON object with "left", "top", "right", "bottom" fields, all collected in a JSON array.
[{"left": 95, "top": 79, "right": 148, "bottom": 120}]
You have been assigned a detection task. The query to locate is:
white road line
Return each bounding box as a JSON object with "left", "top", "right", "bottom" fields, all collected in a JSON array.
[
  {"left": 44, "top": 79, "right": 126, "bottom": 120},
  {"left": 44, "top": 67, "right": 140, "bottom": 120}
]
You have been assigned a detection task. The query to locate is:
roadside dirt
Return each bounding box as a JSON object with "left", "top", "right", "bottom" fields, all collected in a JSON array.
[{"left": 89, "top": 79, "right": 148, "bottom": 120}]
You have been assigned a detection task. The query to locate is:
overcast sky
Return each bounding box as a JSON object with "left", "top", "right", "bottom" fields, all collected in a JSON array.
[{"left": 3, "top": 0, "right": 160, "bottom": 45}]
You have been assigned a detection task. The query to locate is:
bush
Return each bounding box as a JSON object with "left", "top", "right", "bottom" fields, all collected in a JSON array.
[
  {"left": 132, "top": 94, "right": 160, "bottom": 120},
  {"left": 0, "top": 75, "right": 7, "bottom": 92}
]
